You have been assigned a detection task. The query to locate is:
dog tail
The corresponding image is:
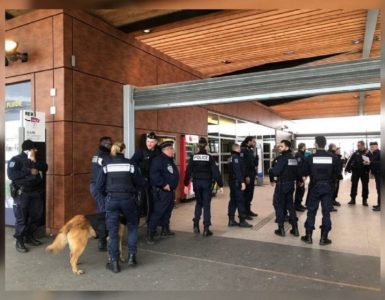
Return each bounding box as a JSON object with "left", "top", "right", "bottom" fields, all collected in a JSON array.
[{"left": 46, "top": 231, "right": 68, "bottom": 253}]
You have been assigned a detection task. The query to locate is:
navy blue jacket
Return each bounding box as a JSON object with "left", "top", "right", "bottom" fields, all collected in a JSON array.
[
  {"left": 345, "top": 149, "right": 371, "bottom": 173},
  {"left": 95, "top": 153, "right": 143, "bottom": 196},
  {"left": 269, "top": 150, "right": 299, "bottom": 183},
  {"left": 90, "top": 147, "right": 111, "bottom": 184},
  {"left": 295, "top": 150, "right": 305, "bottom": 178},
  {"left": 370, "top": 149, "right": 380, "bottom": 175},
  {"left": 184, "top": 150, "right": 223, "bottom": 187},
  {"left": 7, "top": 152, "right": 48, "bottom": 191},
  {"left": 228, "top": 151, "right": 244, "bottom": 183},
  {"left": 131, "top": 146, "right": 161, "bottom": 179},
  {"left": 241, "top": 146, "right": 258, "bottom": 177},
  {"left": 150, "top": 153, "right": 180, "bottom": 190},
  {"left": 302, "top": 150, "right": 339, "bottom": 183}
]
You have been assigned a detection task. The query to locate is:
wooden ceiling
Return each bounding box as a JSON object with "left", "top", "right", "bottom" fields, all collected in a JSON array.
[
  {"left": 133, "top": 9, "right": 381, "bottom": 77},
  {"left": 271, "top": 90, "right": 380, "bottom": 119},
  {"left": 6, "top": 9, "right": 381, "bottom": 119}
]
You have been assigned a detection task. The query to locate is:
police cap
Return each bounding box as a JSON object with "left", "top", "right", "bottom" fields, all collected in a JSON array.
[
  {"left": 370, "top": 141, "right": 378, "bottom": 146},
  {"left": 160, "top": 140, "right": 174, "bottom": 150},
  {"left": 199, "top": 137, "right": 207, "bottom": 145},
  {"left": 146, "top": 132, "right": 158, "bottom": 140}
]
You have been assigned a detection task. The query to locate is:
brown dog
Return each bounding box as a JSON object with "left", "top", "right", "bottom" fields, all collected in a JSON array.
[{"left": 46, "top": 214, "right": 126, "bottom": 275}]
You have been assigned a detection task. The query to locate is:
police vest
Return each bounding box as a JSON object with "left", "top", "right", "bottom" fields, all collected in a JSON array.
[
  {"left": 279, "top": 157, "right": 298, "bottom": 182},
  {"left": 310, "top": 156, "right": 333, "bottom": 182},
  {"left": 191, "top": 153, "right": 211, "bottom": 180},
  {"left": 103, "top": 162, "right": 135, "bottom": 193},
  {"left": 139, "top": 148, "right": 158, "bottom": 178}
]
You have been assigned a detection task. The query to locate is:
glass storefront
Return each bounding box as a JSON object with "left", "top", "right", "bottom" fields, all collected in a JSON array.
[
  {"left": 5, "top": 81, "right": 32, "bottom": 225},
  {"left": 208, "top": 112, "right": 276, "bottom": 185}
]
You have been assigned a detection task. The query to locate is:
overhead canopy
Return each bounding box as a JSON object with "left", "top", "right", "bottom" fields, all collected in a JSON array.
[{"left": 133, "top": 57, "right": 380, "bottom": 111}]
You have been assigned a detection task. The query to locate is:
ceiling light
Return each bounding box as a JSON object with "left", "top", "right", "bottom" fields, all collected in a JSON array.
[
  {"left": 143, "top": 29, "right": 152, "bottom": 33},
  {"left": 222, "top": 60, "right": 232, "bottom": 64},
  {"left": 352, "top": 39, "right": 361, "bottom": 44},
  {"left": 283, "top": 50, "right": 295, "bottom": 55}
]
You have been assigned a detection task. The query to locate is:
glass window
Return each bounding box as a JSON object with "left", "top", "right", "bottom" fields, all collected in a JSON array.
[
  {"left": 208, "top": 113, "right": 219, "bottom": 136},
  {"left": 5, "top": 81, "right": 32, "bottom": 224},
  {"left": 219, "top": 116, "right": 236, "bottom": 138}
]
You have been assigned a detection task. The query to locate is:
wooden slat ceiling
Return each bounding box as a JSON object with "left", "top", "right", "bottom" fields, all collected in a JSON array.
[
  {"left": 134, "top": 9, "right": 381, "bottom": 77},
  {"left": 271, "top": 90, "right": 380, "bottom": 119}
]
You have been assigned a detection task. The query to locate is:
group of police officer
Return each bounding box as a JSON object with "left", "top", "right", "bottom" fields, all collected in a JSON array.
[{"left": 7, "top": 133, "right": 381, "bottom": 273}]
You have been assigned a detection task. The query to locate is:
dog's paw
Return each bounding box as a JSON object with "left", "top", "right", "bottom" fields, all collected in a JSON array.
[{"left": 74, "top": 269, "right": 85, "bottom": 275}]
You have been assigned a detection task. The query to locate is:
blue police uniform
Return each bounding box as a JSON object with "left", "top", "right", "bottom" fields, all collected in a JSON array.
[
  {"left": 302, "top": 150, "right": 338, "bottom": 244},
  {"left": 345, "top": 149, "right": 372, "bottom": 205},
  {"left": 370, "top": 148, "right": 381, "bottom": 209},
  {"left": 131, "top": 146, "right": 161, "bottom": 219},
  {"left": 7, "top": 151, "right": 48, "bottom": 249},
  {"left": 184, "top": 150, "right": 223, "bottom": 233},
  {"left": 294, "top": 150, "right": 306, "bottom": 210},
  {"left": 148, "top": 152, "right": 180, "bottom": 237},
  {"left": 95, "top": 153, "right": 143, "bottom": 266},
  {"left": 89, "top": 146, "right": 112, "bottom": 248},
  {"left": 228, "top": 151, "right": 251, "bottom": 227},
  {"left": 269, "top": 150, "right": 299, "bottom": 233},
  {"left": 241, "top": 146, "right": 258, "bottom": 216}
]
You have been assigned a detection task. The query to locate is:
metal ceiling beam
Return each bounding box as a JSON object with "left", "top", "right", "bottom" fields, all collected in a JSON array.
[
  {"left": 132, "top": 58, "right": 380, "bottom": 111},
  {"left": 358, "top": 9, "right": 379, "bottom": 116}
]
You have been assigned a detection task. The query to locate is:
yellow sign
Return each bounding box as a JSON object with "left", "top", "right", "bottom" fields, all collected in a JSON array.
[{"left": 6, "top": 100, "right": 22, "bottom": 109}]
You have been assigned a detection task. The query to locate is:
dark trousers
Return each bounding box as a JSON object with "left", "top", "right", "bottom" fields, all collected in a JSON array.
[
  {"left": 273, "top": 182, "right": 297, "bottom": 225},
  {"left": 228, "top": 181, "right": 246, "bottom": 219},
  {"left": 244, "top": 174, "right": 256, "bottom": 214},
  {"left": 193, "top": 179, "right": 212, "bottom": 226},
  {"left": 13, "top": 191, "right": 43, "bottom": 240},
  {"left": 374, "top": 174, "right": 380, "bottom": 206},
  {"left": 333, "top": 180, "right": 341, "bottom": 202},
  {"left": 350, "top": 171, "right": 369, "bottom": 200},
  {"left": 140, "top": 182, "right": 154, "bottom": 221},
  {"left": 294, "top": 180, "right": 305, "bottom": 207},
  {"left": 105, "top": 195, "right": 138, "bottom": 261},
  {"left": 148, "top": 189, "right": 174, "bottom": 233},
  {"left": 89, "top": 183, "right": 108, "bottom": 239},
  {"left": 304, "top": 182, "right": 332, "bottom": 232}
]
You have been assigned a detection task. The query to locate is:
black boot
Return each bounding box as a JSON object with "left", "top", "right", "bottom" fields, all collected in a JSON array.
[
  {"left": 348, "top": 198, "right": 356, "bottom": 205},
  {"left": 239, "top": 218, "right": 252, "bottom": 228},
  {"left": 319, "top": 230, "right": 332, "bottom": 245},
  {"left": 146, "top": 232, "right": 155, "bottom": 245},
  {"left": 164, "top": 225, "right": 175, "bottom": 236},
  {"left": 98, "top": 237, "right": 107, "bottom": 251},
  {"left": 274, "top": 224, "right": 285, "bottom": 237},
  {"left": 289, "top": 224, "right": 299, "bottom": 236},
  {"left": 228, "top": 217, "right": 239, "bottom": 227},
  {"left": 362, "top": 199, "right": 368, "bottom": 206},
  {"left": 202, "top": 226, "right": 213, "bottom": 237},
  {"left": 106, "top": 260, "right": 120, "bottom": 273},
  {"left": 301, "top": 230, "right": 313, "bottom": 244},
  {"left": 333, "top": 200, "right": 341, "bottom": 206},
  {"left": 16, "top": 239, "right": 29, "bottom": 253},
  {"left": 127, "top": 254, "right": 137, "bottom": 266},
  {"left": 193, "top": 220, "right": 200, "bottom": 234},
  {"left": 373, "top": 205, "right": 381, "bottom": 211},
  {"left": 25, "top": 235, "right": 42, "bottom": 246},
  {"left": 249, "top": 210, "right": 258, "bottom": 217}
]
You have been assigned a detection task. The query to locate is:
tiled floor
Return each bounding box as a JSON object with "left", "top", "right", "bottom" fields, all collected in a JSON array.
[{"left": 171, "top": 175, "right": 380, "bottom": 257}]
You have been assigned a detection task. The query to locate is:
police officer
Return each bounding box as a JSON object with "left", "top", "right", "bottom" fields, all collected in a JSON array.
[
  {"left": 301, "top": 136, "right": 338, "bottom": 245},
  {"left": 269, "top": 140, "right": 299, "bottom": 237},
  {"left": 7, "top": 140, "right": 48, "bottom": 253},
  {"left": 147, "top": 140, "right": 180, "bottom": 244},
  {"left": 184, "top": 137, "right": 224, "bottom": 237},
  {"left": 294, "top": 143, "right": 307, "bottom": 212},
  {"left": 89, "top": 136, "right": 112, "bottom": 251},
  {"left": 240, "top": 136, "right": 259, "bottom": 219},
  {"left": 131, "top": 132, "right": 161, "bottom": 220},
  {"left": 228, "top": 143, "right": 252, "bottom": 228},
  {"left": 369, "top": 142, "right": 380, "bottom": 211},
  {"left": 327, "top": 143, "right": 342, "bottom": 211},
  {"left": 333, "top": 147, "right": 344, "bottom": 206},
  {"left": 346, "top": 141, "right": 371, "bottom": 206},
  {"left": 95, "top": 142, "right": 143, "bottom": 273}
]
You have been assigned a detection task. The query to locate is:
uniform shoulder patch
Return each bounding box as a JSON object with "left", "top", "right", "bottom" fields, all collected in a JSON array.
[
  {"left": 288, "top": 159, "right": 298, "bottom": 166},
  {"left": 234, "top": 158, "right": 239, "bottom": 163},
  {"left": 167, "top": 164, "right": 174, "bottom": 174},
  {"left": 9, "top": 161, "right": 15, "bottom": 168}
]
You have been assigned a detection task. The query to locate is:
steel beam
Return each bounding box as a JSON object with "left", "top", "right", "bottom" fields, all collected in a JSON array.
[{"left": 123, "top": 85, "right": 135, "bottom": 157}]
